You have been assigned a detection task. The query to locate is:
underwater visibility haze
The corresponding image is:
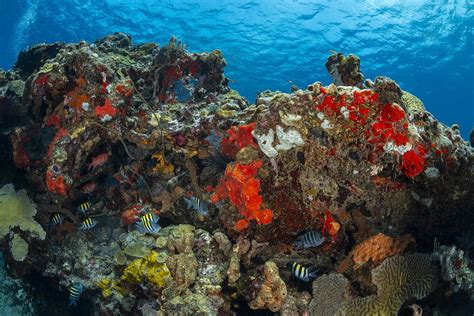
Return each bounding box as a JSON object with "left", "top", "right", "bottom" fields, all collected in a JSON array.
[{"left": 0, "top": 0, "right": 473, "bottom": 315}]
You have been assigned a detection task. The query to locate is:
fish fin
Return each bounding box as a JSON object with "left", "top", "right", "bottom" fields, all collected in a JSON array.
[
  {"left": 150, "top": 222, "right": 161, "bottom": 234},
  {"left": 134, "top": 222, "right": 146, "bottom": 234}
]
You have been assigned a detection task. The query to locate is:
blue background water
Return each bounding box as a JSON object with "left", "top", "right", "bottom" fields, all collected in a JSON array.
[{"left": 0, "top": 0, "right": 472, "bottom": 138}]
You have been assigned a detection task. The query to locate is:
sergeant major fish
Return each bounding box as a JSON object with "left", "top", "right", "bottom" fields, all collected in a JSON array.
[
  {"left": 183, "top": 196, "right": 209, "bottom": 216},
  {"left": 79, "top": 217, "right": 97, "bottom": 230},
  {"left": 294, "top": 231, "right": 325, "bottom": 249},
  {"left": 51, "top": 213, "right": 64, "bottom": 226},
  {"left": 48, "top": 213, "right": 64, "bottom": 229},
  {"left": 68, "top": 282, "right": 83, "bottom": 306},
  {"left": 77, "top": 201, "right": 92, "bottom": 215},
  {"left": 287, "top": 261, "right": 317, "bottom": 282},
  {"left": 135, "top": 212, "right": 160, "bottom": 234}
]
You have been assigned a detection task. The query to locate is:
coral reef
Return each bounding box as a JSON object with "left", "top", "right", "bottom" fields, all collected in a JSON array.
[{"left": 0, "top": 34, "right": 472, "bottom": 314}]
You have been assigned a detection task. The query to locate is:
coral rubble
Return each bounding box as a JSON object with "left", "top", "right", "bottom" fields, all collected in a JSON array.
[{"left": 0, "top": 34, "right": 472, "bottom": 314}]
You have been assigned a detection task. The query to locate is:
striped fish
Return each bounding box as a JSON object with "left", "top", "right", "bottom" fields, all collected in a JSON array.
[
  {"left": 79, "top": 217, "right": 97, "bottom": 230},
  {"left": 51, "top": 213, "right": 64, "bottom": 226},
  {"left": 183, "top": 197, "right": 209, "bottom": 216},
  {"left": 287, "top": 261, "right": 317, "bottom": 282},
  {"left": 77, "top": 202, "right": 91, "bottom": 215},
  {"left": 294, "top": 231, "right": 325, "bottom": 249},
  {"left": 135, "top": 213, "right": 160, "bottom": 234},
  {"left": 68, "top": 282, "right": 83, "bottom": 306}
]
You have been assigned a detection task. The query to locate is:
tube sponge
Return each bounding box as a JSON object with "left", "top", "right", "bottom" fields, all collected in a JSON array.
[{"left": 0, "top": 184, "right": 45, "bottom": 240}]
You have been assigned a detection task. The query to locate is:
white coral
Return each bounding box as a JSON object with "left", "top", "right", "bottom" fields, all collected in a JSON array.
[
  {"left": 275, "top": 125, "right": 305, "bottom": 151},
  {"left": 252, "top": 129, "right": 278, "bottom": 158}
]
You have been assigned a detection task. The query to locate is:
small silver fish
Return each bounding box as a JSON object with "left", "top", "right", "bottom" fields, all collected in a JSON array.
[
  {"left": 287, "top": 261, "right": 317, "bottom": 282},
  {"left": 294, "top": 231, "right": 325, "bottom": 249},
  {"left": 183, "top": 196, "right": 209, "bottom": 216},
  {"left": 79, "top": 217, "right": 97, "bottom": 230},
  {"left": 135, "top": 213, "right": 160, "bottom": 234},
  {"left": 68, "top": 282, "right": 83, "bottom": 306}
]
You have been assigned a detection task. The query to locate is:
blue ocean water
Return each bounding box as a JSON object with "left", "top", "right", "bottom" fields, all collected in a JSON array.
[{"left": 0, "top": 0, "right": 472, "bottom": 138}]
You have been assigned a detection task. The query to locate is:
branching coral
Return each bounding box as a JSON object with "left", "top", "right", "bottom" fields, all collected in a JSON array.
[
  {"left": 352, "top": 233, "right": 415, "bottom": 267},
  {"left": 338, "top": 254, "right": 437, "bottom": 315},
  {"left": 211, "top": 160, "right": 273, "bottom": 231},
  {"left": 249, "top": 261, "right": 287, "bottom": 312}
]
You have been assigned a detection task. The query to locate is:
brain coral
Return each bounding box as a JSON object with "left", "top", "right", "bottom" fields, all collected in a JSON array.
[
  {"left": 0, "top": 184, "right": 45, "bottom": 239},
  {"left": 401, "top": 91, "right": 425, "bottom": 113},
  {"left": 309, "top": 273, "right": 350, "bottom": 316},
  {"left": 338, "top": 254, "right": 437, "bottom": 315}
]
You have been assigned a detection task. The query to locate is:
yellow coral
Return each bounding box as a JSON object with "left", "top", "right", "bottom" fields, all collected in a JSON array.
[
  {"left": 0, "top": 184, "right": 45, "bottom": 240},
  {"left": 151, "top": 153, "right": 174, "bottom": 175},
  {"left": 121, "top": 251, "right": 171, "bottom": 288},
  {"left": 97, "top": 278, "right": 112, "bottom": 298}
]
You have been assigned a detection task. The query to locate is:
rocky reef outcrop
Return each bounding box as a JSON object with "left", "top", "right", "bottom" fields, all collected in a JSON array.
[{"left": 0, "top": 33, "right": 472, "bottom": 314}]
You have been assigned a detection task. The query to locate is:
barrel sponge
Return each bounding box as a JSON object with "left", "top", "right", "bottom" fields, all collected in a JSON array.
[
  {"left": 309, "top": 273, "right": 350, "bottom": 316},
  {"left": 10, "top": 234, "right": 29, "bottom": 262},
  {"left": 338, "top": 254, "right": 437, "bottom": 315},
  {"left": 0, "top": 184, "right": 45, "bottom": 240}
]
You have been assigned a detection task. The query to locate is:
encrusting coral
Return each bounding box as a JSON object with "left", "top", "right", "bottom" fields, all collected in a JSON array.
[
  {"left": 352, "top": 232, "right": 415, "bottom": 267},
  {"left": 120, "top": 250, "right": 171, "bottom": 288}
]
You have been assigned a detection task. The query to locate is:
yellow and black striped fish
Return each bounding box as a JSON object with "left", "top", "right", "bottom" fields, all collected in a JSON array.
[
  {"left": 287, "top": 261, "right": 316, "bottom": 282},
  {"left": 79, "top": 217, "right": 97, "bottom": 230},
  {"left": 68, "top": 282, "right": 83, "bottom": 306},
  {"left": 77, "top": 202, "right": 91, "bottom": 215},
  {"left": 135, "top": 213, "right": 160, "bottom": 234}
]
